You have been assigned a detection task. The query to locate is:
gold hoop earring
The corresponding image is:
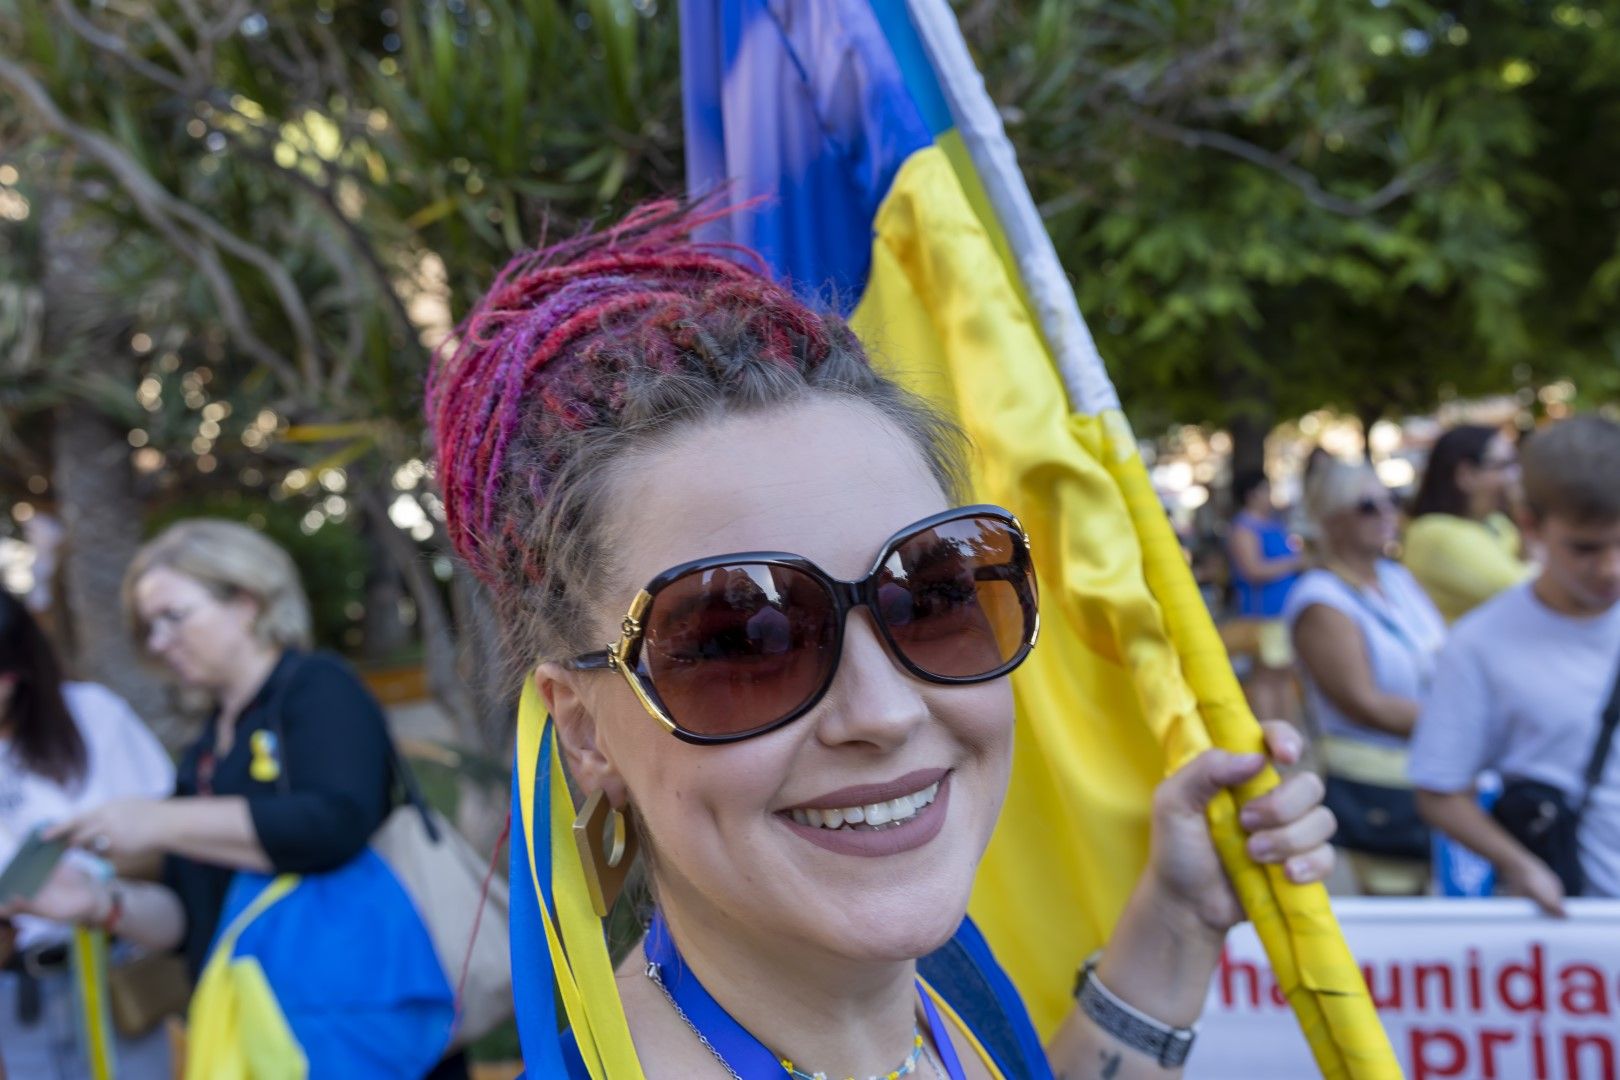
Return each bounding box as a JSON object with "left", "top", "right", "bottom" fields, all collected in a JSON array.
[{"left": 572, "top": 789, "right": 639, "bottom": 917}]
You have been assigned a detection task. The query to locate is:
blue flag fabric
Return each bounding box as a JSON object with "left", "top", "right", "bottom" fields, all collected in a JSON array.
[
  {"left": 680, "top": 0, "right": 934, "bottom": 307},
  {"left": 212, "top": 852, "right": 455, "bottom": 1077}
]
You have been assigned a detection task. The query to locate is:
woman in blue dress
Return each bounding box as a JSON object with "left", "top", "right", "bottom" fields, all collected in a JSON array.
[{"left": 1226, "top": 470, "right": 1304, "bottom": 723}]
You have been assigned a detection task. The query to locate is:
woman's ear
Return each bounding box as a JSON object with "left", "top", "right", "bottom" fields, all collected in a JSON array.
[
  {"left": 225, "top": 590, "right": 265, "bottom": 639},
  {"left": 534, "top": 661, "right": 628, "bottom": 806}
]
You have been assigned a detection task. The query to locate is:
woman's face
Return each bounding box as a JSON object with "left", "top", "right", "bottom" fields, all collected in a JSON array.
[
  {"left": 133, "top": 566, "right": 264, "bottom": 692},
  {"left": 1244, "top": 480, "right": 1273, "bottom": 516},
  {"left": 1459, "top": 432, "right": 1519, "bottom": 516},
  {"left": 1328, "top": 475, "right": 1399, "bottom": 556},
  {"left": 547, "top": 398, "right": 1015, "bottom": 966}
]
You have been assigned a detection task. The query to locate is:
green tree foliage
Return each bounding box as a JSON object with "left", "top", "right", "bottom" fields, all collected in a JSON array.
[
  {"left": 2, "top": 0, "right": 679, "bottom": 446},
  {"left": 3, "top": 0, "right": 1616, "bottom": 735},
  {"left": 973, "top": 0, "right": 1620, "bottom": 434},
  {"left": 0, "top": 0, "right": 680, "bottom": 752}
]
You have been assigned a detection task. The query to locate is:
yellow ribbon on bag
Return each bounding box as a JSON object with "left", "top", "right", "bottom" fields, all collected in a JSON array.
[{"left": 183, "top": 875, "right": 305, "bottom": 1080}]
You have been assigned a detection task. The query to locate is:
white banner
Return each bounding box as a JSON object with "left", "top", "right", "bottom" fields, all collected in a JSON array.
[{"left": 1190, "top": 898, "right": 1620, "bottom": 1080}]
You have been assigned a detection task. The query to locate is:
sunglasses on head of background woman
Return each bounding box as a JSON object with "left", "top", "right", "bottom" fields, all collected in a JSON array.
[{"left": 1353, "top": 493, "right": 1398, "bottom": 518}]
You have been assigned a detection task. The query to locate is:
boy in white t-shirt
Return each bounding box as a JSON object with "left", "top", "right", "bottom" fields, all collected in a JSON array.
[{"left": 1411, "top": 416, "right": 1620, "bottom": 912}]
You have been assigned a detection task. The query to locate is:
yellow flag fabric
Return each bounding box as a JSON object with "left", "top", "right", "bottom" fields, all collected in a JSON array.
[
  {"left": 854, "top": 146, "right": 1401, "bottom": 1077},
  {"left": 671, "top": 0, "right": 1396, "bottom": 1072}
]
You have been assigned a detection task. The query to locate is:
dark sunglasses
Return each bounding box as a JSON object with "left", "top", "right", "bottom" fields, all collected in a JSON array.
[
  {"left": 565, "top": 505, "right": 1040, "bottom": 744},
  {"left": 1354, "top": 496, "right": 1397, "bottom": 517}
]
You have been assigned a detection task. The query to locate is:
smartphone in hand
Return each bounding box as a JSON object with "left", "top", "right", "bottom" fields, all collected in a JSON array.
[{"left": 0, "top": 828, "right": 68, "bottom": 904}]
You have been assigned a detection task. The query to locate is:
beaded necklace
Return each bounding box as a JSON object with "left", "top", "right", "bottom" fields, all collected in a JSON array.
[{"left": 780, "top": 1025, "right": 926, "bottom": 1080}]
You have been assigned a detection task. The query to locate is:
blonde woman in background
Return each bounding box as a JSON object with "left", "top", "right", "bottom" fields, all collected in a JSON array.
[
  {"left": 6, "top": 521, "right": 460, "bottom": 1076},
  {"left": 1285, "top": 461, "right": 1446, "bottom": 894}
]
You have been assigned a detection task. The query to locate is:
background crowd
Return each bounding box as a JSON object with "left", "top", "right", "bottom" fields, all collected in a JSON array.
[
  {"left": 0, "top": 519, "right": 490, "bottom": 1078},
  {"left": 1219, "top": 416, "right": 1620, "bottom": 907},
  {"left": 1, "top": 412, "right": 1615, "bottom": 1078}
]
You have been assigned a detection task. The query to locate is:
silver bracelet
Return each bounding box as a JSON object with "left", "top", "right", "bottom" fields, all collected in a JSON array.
[{"left": 1073, "top": 953, "right": 1198, "bottom": 1068}]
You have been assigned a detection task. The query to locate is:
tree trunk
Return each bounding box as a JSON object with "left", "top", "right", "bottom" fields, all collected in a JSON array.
[
  {"left": 1219, "top": 348, "right": 1275, "bottom": 491},
  {"left": 1228, "top": 410, "right": 1271, "bottom": 483},
  {"left": 356, "top": 467, "right": 411, "bottom": 663},
  {"left": 51, "top": 403, "right": 177, "bottom": 741},
  {"left": 1356, "top": 402, "right": 1382, "bottom": 461},
  {"left": 357, "top": 486, "right": 510, "bottom": 852},
  {"left": 40, "top": 194, "right": 179, "bottom": 745}
]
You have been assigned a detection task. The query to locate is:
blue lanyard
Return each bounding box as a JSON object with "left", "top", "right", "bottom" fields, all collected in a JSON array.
[{"left": 643, "top": 910, "right": 968, "bottom": 1080}]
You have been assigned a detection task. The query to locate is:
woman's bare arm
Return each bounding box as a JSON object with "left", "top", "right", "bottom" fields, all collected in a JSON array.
[{"left": 1292, "top": 605, "right": 1418, "bottom": 736}]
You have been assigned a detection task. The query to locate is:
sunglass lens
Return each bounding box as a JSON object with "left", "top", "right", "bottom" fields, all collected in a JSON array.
[
  {"left": 879, "top": 515, "right": 1034, "bottom": 680},
  {"left": 1357, "top": 496, "right": 1393, "bottom": 516},
  {"left": 638, "top": 564, "right": 838, "bottom": 739}
]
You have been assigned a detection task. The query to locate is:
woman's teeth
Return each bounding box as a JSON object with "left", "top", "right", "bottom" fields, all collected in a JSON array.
[{"left": 788, "top": 781, "right": 941, "bottom": 831}]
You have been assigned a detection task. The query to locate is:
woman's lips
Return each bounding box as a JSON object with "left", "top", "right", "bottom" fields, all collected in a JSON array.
[
  {"left": 777, "top": 772, "right": 952, "bottom": 858},
  {"left": 784, "top": 767, "right": 950, "bottom": 811}
]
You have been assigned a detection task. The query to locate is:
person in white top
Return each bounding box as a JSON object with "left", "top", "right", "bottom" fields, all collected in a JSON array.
[
  {"left": 0, "top": 590, "right": 174, "bottom": 1080},
  {"left": 1285, "top": 460, "right": 1446, "bottom": 896},
  {"left": 1413, "top": 416, "right": 1620, "bottom": 914}
]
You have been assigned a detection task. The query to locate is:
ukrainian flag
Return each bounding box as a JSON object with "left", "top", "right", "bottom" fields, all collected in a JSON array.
[{"left": 511, "top": 1, "right": 1398, "bottom": 1076}]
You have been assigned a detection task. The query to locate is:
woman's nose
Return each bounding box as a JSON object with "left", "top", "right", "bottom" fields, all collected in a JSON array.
[{"left": 812, "top": 612, "right": 929, "bottom": 750}]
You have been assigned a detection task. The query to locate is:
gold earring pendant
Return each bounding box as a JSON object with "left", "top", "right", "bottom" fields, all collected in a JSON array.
[{"left": 572, "top": 789, "right": 639, "bottom": 917}]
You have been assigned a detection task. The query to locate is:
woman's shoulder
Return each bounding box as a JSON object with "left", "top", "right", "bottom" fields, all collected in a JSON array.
[
  {"left": 60, "top": 681, "right": 141, "bottom": 733},
  {"left": 1405, "top": 512, "right": 1483, "bottom": 549},
  {"left": 283, "top": 648, "right": 358, "bottom": 681},
  {"left": 1231, "top": 511, "right": 1283, "bottom": 538},
  {"left": 1282, "top": 569, "right": 1351, "bottom": 617},
  {"left": 275, "top": 650, "right": 388, "bottom": 730},
  {"left": 280, "top": 650, "right": 375, "bottom": 701},
  {"left": 1377, "top": 558, "right": 1431, "bottom": 597},
  {"left": 62, "top": 682, "right": 174, "bottom": 791}
]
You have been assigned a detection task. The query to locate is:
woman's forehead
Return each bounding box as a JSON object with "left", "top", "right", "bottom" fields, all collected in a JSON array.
[
  {"left": 134, "top": 565, "right": 211, "bottom": 607},
  {"left": 608, "top": 401, "right": 948, "bottom": 587}
]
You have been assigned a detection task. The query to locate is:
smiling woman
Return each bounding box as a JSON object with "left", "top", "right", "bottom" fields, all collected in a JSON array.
[{"left": 428, "top": 200, "right": 1338, "bottom": 1080}]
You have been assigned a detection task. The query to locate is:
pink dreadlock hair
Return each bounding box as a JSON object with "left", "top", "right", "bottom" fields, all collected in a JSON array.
[{"left": 426, "top": 199, "right": 966, "bottom": 682}]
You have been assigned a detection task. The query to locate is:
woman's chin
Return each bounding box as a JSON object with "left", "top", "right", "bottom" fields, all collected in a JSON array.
[
  {"left": 839, "top": 920, "right": 965, "bottom": 965},
  {"left": 166, "top": 663, "right": 215, "bottom": 694},
  {"left": 807, "top": 878, "right": 976, "bottom": 965}
]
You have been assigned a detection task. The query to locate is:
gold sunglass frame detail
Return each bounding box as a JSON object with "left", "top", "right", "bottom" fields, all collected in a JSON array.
[{"left": 598, "top": 590, "right": 679, "bottom": 734}]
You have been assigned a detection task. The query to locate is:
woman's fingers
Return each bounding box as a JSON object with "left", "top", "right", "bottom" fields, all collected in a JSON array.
[
  {"left": 1245, "top": 805, "right": 1337, "bottom": 864},
  {"left": 1239, "top": 771, "right": 1326, "bottom": 831},
  {"left": 48, "top": 814, "right": 102, "bottom": 850},
  {"left": 1274, "top": 843, "right": 1336, "bottom": 885},
  {"left": 1258, "top": 719, "right": 1305, "bottom": 766},
  {"left": 1157, "top": 749, "right": 1266, "bottom": 817}
]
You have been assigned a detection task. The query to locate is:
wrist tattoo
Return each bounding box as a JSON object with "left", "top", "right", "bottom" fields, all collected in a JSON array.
[{"left": 1099, "top": 1050, "right": 1123, "bottom": 1079}]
